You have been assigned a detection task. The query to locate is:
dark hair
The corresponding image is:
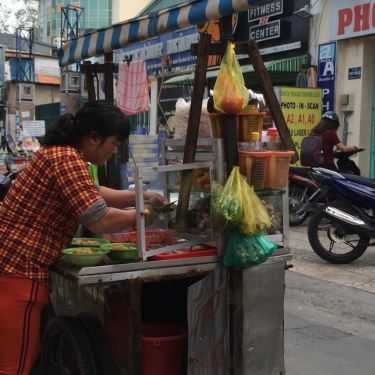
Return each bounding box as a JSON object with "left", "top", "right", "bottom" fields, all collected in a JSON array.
[
  {"left": 311, "top": 117, "right": 340, "bottom": 135},
  {"left": 43, "top": 101, "right": 130, "bottom": 146}
]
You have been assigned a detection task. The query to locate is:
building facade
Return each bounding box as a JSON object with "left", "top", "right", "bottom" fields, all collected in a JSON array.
[
  {"left": 38, "top": 0, "right": 112, "bottom": 45},
  {"left": 111, "top": 0, "right": 150, "bottom": 24},
  {"left": 0, "top": 33, "right": 60, "bottom": 149},
  {"left": 38, "top": 0, "right": 152, "bottom": 45},
  {"left": 310, "top": 0, "right": 375, "bottom": 177}
]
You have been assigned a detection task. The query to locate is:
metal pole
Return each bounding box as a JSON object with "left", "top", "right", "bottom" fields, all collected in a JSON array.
[{"left": 134, "top": 164, "right": 147, "bottom": 261}]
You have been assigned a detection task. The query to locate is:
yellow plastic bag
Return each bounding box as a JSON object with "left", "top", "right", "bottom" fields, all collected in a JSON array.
[
  {"left": 213, "top": 42, "right": 249, "bottom": 114},
  {"left": 213, "top": 168, "right": 243, "bottom": 224},
  {"left": 212, "top": 167, "right": 271, "bottom": 234},
  {"left": 240, "top": 183, "right": 272, "bottom": 234}
]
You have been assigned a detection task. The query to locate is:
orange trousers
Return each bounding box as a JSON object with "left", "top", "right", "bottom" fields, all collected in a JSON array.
[{"left": 0, "top": 274, "right": 48, "bottom": 375}]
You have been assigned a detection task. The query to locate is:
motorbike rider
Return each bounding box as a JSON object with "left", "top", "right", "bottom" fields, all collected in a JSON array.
[{"left": 310, "top": 111, "right": 358, "bottom": 170}]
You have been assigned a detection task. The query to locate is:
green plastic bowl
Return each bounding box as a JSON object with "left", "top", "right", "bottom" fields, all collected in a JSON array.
[
  {"left": 70, "top": 237, "right": 109, "bottom": 248},
  {"left": 62, "top": 247, "right": 110, "bottom": 267},
  {"left": 101, "top": 243, "right": 139, "bottom": 262}
]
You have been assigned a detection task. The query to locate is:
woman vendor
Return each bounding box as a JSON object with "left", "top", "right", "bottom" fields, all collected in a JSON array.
[{"left": 0, "top": 101, "right": 164, "bottom": 375}]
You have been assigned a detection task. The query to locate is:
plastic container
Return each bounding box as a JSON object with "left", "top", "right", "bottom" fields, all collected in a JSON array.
[
  {"left": 267, "top": 127, "right": 279, "bottom": 140},
  {"left": 249, "top": 131, "right": 260, "bottom": 141},
  {"left": 266, "top": 127, "right": 281, "bottom": 150},
  {"left": 237, "top": 113, "right": 265, "bottom": 142},
  {"left": 100, "top": 243, "right": 139, "bottom": 263},
  {"left": 265, "top": 151, "right": 295, "bottom": 189},
  {"left": 243, "top": 104, "right": 259, "bottom": 114},
  {"left": 142, "top": 324, "right": 187, "bottom": 375},
  {"left": 239, "top": 151, "right": 271, "bottom": 189},
  {"left": 62, "top": 247, "right": 109, "bottom": 267},
  {"left": 70, "top": 237, "right": 109, "bottom": 247}
]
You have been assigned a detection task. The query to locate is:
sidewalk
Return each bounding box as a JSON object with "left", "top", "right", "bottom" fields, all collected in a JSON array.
[{"left": 288, "top": 225, "right": 375, "bottom": 293}]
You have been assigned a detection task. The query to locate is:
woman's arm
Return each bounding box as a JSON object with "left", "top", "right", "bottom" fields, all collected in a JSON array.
[
  {"left": 99, "top": 186, "right": 135, "bottom": 208},
  {"left": 336, "top": 143, "right": 357, "bottom": 152},
  {"left": 85, "top": 207, "right": 136, "bottom": 234},
  {"left": 99, "top": 186, "right": 167, "bottom": 208}
]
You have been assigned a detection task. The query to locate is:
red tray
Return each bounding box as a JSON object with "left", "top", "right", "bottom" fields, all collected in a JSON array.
[{"left": 149, "top": 245, "right": 217, "bottom": 261}]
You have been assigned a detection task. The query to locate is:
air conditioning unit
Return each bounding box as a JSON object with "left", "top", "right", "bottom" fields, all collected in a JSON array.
[
  {"left": 61, "top": 72, "right": 81, "bottom": 93},
  {"left": 17, "top": 83, "right": 35, "bottom": 101}
]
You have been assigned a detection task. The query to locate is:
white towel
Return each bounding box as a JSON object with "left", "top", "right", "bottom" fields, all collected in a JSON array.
[{"left": 117, "top": 60, "right": 150, "bottom": 115}]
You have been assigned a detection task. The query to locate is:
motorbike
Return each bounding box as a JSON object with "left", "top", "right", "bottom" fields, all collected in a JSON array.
[
  {"left": 0, "top": 170, "right": 18, "bottom": 201},
  {"left": 305, "top": 167, "right": 375, "bottom": 264},
  {"left": 289, "top": 148, "right": 364, "bottom": 226}
]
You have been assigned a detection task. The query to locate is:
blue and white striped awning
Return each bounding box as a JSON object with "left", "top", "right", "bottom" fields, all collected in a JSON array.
[{"left": 60, "top": 0, "right": 257, "bottom": 66}]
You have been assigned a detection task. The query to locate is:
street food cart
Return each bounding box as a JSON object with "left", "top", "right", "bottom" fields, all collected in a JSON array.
[{"left": 40, "top": 1, "right": 295, "bottom": 374}]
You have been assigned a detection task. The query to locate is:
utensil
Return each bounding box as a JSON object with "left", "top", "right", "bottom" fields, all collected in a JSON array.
[{"left": 153, "top": 201, "right": 177, "bottom": 214}]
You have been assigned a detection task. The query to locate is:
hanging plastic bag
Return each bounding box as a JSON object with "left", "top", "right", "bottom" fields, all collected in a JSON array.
[
  {"left": 212, "top": 167, "right": 271, "bottom": 234},
  {"left": 212, "top": 167, "right": 243, "bottom": 224},
  {"left": 223, "top": 229, "right": 278, "bottom": 268},
  {"left": 240, "top": 184, "right": 272, "bottom": 235},
  {"left": 213, "top": 42, "right": 249, "bottom": 114}
]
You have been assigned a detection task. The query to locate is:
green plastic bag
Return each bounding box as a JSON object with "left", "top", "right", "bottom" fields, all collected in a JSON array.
[
  {"left": 212, "top": 167, "right": 272, "bottom": 234},
  {"left": 212, "top": 169, "right": 243, "bottom": 224},
  {"left": 223, "top": 229, "right": 278, "bottom": 269}
]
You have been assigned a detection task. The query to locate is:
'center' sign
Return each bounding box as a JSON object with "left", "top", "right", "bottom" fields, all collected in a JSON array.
[{"left": 332, "top": 0, "right": 375, "bottom": 40}]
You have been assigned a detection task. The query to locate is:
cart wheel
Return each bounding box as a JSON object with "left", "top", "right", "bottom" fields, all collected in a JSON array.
[
  {"left": 78, "top": 314, "right": 121, "bottom": 375},
  {"left": 40, "top": 317, "right": 98, "bottom": 375}
]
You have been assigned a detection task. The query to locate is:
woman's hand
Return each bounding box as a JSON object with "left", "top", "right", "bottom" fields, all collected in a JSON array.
[
  {"left": 144, "top": 192, "right": 168, "bottom": 207},
  {"left": 144, "top": 204, "right": 155, "bottom": 226}
]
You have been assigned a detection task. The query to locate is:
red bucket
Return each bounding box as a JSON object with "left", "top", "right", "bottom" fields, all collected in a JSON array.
[{"left": 142, "top": 323, "right": 187, "bottom": 375}]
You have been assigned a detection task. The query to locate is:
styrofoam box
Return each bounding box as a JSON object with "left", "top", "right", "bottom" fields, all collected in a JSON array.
[{"left": 129, "top": 135, "right": 158, "bottom": 144}]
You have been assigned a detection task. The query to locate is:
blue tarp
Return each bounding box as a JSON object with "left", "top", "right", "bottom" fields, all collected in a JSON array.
[{"left": 59, "top": 0, "right": 258, "bottom": 66}]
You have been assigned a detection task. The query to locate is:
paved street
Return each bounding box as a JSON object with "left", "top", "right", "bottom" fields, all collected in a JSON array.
[{"left": 285, "top": 226, "right": 375, "bottom": 375}]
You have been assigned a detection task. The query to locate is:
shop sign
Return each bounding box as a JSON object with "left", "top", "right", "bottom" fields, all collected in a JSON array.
[
  {"left": 0, "top": 45, "right": 4, "bottom": 88},
  {"left": 248, "top": 0, "right": 284, "bottom": 21},
  {"left": 275, "top": 87, "right": 322, "bottom": 164},
  {"left": 249, "top": 20, "right": 281, "bottom": 42},
  {"left": 235, "top": 0, "right": 308, "bottom": 61},
  {"left": 247, "top": 0, "right": 284, "bottom": 43},
  {"left": 317, "top": 42, "right": 336, "bottom": 113},
  {"left": 348, "top": 66, "right": 362, "bottom": 80},
  {"left": 117, "top": 26, "right": 198, "bottom": 76},
  {"left": 332, "top": 0, "right": 375, "bottom": 40},
  {"left": 22, "top": 120, "right": 46, "bottom": 137}
]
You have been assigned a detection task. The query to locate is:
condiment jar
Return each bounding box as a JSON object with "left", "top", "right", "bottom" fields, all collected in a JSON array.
[
  {"left": 267, "top": 128, "right": 281, "bottom": 150},
  {"left": 248, "top": 131, "right": 261, "bottom": 150}
]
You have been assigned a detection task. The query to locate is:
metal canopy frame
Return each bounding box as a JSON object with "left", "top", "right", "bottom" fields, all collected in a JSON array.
[{"left": 59, "top": 0, "right": 260, "bottom": 66}]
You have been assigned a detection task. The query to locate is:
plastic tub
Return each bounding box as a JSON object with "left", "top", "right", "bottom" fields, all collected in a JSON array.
[
  {"left": 61, "top": 247, "right": 109, "bottom": 267},
  {"left": 237, "top": 113, "right": 265, "bottom": 142},
  {"left": 100, "top": 243, "right": 139, "bottom": 263},
  {"left": 142, "top": 323, "right": 187, "bottom": 375},
  {"left": 239, "top": 151, "right": 271, "bottom": 190},
  {"left": 265, "top": 151, "right": 295, "bottom": 189}
]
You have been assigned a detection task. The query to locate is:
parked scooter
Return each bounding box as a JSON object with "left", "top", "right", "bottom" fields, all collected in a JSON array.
[
  {"left": 289, "top": 148, "right": 364, "bottom": 226},
  {"left": 306, "top": 167, "right": 375, "bottom": 264},
  {"left": 0, "top": 165, "right": 18, "bottom": 201}
]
